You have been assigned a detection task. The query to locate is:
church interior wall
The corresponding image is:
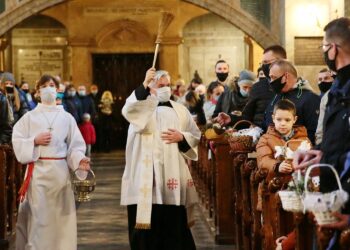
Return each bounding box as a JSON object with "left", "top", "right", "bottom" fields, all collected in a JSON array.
[{"left": 285, "top": 0, "right": 344, "bottom": 91}]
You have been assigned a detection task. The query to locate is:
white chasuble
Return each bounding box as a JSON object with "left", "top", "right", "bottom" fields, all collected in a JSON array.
[
  {"left": 12, "top": 103, "right": 86, "bottom": 250},
  {"left": 121, "top": 92, "right": 201, "bottom": 228}
]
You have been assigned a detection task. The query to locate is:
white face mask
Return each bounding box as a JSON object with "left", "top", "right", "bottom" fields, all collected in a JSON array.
[
  {"left": 156, "top": 86, "right": 171, "bottom": 102},
  {"left": 40, "top": 86, "right": 57, "bottom": 104}
]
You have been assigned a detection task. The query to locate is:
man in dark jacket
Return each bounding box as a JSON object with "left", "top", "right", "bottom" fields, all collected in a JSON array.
[
  {"left": 293, "top": 17, "right": 350, "bottom": 249},
  {"left": 65, "top": 85, "right": 83, "bottom": 124},
  {"left": 215, "top": 45, "right": 287, "bottom": 128},
  {"left": 265, "top": 59, "right": 320, "bottom": 143},
  {"left": 210, "top": 60, "right": 235, "bottom": 118},
  {"left": 77, "top": 85, "right": 96, "bottom": 119}
]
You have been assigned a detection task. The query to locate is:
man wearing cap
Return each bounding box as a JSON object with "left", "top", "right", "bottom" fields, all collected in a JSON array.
[{"left": 212, "top": 69, "right": 256, "bottom": 119}]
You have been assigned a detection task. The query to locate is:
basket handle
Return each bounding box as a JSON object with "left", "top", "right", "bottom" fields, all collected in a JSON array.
[
  {"left": 232, "top": 120, "right": 255, "bottom": 130},
  {"left": 73, "top": 168, "right": 95, "bottom": 179},
  {"left": 304, "top": 164, "right": 343, "bottom": 193}
]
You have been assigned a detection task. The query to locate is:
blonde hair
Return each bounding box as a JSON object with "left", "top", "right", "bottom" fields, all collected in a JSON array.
[{"left": 101, "top": 90, "right": 113, "bottom": 102}]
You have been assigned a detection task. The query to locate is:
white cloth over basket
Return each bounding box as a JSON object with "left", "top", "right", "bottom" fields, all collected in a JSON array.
[{"left": 302, "top": 164, "right": 349, "bottom": 225}]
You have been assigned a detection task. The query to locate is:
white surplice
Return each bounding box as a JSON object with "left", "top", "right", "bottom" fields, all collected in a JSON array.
[
  {"left": 12, "top": 103, "right": 86, "bottom": 250},
  {"left": 121, "top": 91, "right": 201, "bottom": 227}
]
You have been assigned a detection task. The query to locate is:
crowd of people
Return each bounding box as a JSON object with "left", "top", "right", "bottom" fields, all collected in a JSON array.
[
  {"left": 0, "top": 73, "right": 117, "bottom": 154},
  {"left": 1, "top": 16, "right": 350, "bottom": 250},
  {"left": 121, "top": 17, "right": 350, "bottom": 250}
]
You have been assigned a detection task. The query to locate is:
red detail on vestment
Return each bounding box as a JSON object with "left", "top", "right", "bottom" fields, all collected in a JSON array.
[
  {"left": 18, "top": 157, "right": 65, "bottom": 202},
  {"left": 167, "top": 178, "right": 178, "bottom": 190}
]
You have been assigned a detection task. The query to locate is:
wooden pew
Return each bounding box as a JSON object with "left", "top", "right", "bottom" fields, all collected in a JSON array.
[
  {"left": 0, "top": 145, "right": 23, "bottom": 249},
  {"left": 210, "top": 137, "right": 235, "bottom": 244}
]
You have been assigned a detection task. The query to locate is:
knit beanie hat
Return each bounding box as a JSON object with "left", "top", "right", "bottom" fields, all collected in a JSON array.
[
  {"left": 1, "top": 72, "right": 16, "bottom": 84},
  {"left": 238, "top": 70, "right": 255, "bottom": 86}
]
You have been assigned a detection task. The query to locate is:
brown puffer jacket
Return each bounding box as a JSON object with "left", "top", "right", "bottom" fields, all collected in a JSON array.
[{"left": 256, "top": 125, "right": 310, "bottom": 175}]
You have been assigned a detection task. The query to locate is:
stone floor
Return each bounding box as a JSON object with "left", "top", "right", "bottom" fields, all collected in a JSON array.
[
  {"left": 77, "top": 150, "right": 234, "bottom": 250},
  {"left": 10, "top": 150, "right": 235, "bottom": 250}
]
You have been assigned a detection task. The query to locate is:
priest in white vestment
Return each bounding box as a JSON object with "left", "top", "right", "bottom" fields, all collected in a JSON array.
[
  {"left": 121, "top": 68, "right": 201, "bottom": 250},
  {"left": 12, "top": 74, "right": 90, "bottom": 250}
]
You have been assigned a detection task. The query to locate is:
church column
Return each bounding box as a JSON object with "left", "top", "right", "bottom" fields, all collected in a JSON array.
[
  {"left": 158, "top": 36, "right": 183, "bottom": 80},
  {"left": 0, "top": 38, "right": 8, "bottom": 71},
  {"left": 69, "top": 38, "right": 92, "bottom": 84}
]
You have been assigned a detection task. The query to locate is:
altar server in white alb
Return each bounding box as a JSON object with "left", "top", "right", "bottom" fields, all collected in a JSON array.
[
  {"left": 122, "top": 68, "right": 201, "bottom": 250},
  {"left": 12, "top": 74, "right": 90, "bottom": 250}
]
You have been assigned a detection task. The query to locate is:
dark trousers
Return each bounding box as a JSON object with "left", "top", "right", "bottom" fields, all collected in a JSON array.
[{"left": 127, "top": 204, "right": 196, "bottom": 250}]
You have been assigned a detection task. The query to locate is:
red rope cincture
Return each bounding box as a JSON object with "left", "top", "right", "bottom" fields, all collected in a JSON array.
[{"left": 18, "top": 157, "right": 65, "bottom": 202}]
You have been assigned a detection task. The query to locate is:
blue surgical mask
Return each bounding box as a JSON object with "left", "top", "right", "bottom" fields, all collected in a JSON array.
[
  {"left": 240, "top": 89, "right": 249, "bottom": 97},
  {"left": 56, "top": 92, "right": 64, "bottom": 100}
]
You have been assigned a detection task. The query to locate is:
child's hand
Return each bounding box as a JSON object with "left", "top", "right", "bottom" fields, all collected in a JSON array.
[
  {"left": 78, "top": 157, "right": 91, "bottom": 171},
  {"left": 34, "top": 132, "right": 52, "bottom": 146},
  {"left": 279, "top": 161, "right": 293, "bottom": 174}
]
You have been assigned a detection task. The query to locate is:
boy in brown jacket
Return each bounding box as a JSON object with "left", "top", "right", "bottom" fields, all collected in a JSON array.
[
  {"left": 257, "top": 99, "right": 310, "bottom": 177},
  {"left": 256, "top": 99, "right": 311, "bottom": 249}
]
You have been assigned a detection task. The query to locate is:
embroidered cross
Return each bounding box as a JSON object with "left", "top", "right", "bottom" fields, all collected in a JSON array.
[
  {"left": 142, "top": 155, "right": 152, "bottom": 168},
  {"left": 167, "top": 178, "right": 178, "bottom": 190},
  {"left": 140, "top": 185, "right": 151, "bottom": 198},
  {"left": 187, "top": 179, "right": 194, "bottom": 187}
]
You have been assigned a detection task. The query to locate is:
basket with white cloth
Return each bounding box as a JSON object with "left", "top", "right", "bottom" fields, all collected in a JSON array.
[{"left": 303, "top": 164, "right": 349, "bottom": 225}]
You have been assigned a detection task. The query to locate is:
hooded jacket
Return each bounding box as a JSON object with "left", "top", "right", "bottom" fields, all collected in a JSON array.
[{"left": 256, "top": 125, "right": 310, "bottom": 174}]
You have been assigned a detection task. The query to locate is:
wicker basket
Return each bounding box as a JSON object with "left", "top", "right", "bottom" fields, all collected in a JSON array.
[
  {"left": 303, "top": 164, "right": 349, "bottom": 225},
  {"left": 228, "top": 120, "right": 255, "bottom": 153},
  {"left": 278, "top": 190, "right": 304, "bottom": 212}
]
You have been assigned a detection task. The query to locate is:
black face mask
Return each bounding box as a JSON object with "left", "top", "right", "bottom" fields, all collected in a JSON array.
[
  {"left": 22, "top": 89, "right": 29, "bottom": 93},
  {"left": 5, "top": 86, "right": 14, "bottom": 93},
  {"left": 323, "top": 46, "right": 338, "bottom": 72},
  {"left": 269, "top": 75, "right": 286, "bottom": 93},
  {"left": 216, "top": 72, "right": 228, "bottom": 82},
  {"left": 318, "top": 81, "right": 332, "bottom": 93},
  {"left": 261, "top": 63, "right": 271, "bottom": 79}
]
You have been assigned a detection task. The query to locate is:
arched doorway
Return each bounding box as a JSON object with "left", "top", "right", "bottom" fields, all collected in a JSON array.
[{"left": 10, "top": 14, "right": 69, "bottom": 87}]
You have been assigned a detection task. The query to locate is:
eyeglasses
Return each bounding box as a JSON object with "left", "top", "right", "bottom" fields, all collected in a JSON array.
[{"left": 318, "top": 43, "right": 341, "bottom": 50}]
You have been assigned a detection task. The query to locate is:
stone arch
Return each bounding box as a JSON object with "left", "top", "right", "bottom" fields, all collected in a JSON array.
[
  {"left": 183, "top": 0, "right": 280, "bottom": 48},
  {"left": 94, "top": 19, "right": 152, "bottom": 48},
  {"left": 0, "top": 0, "right": 65, "bottom": 36},
  {"left": 0, "top": 0, "right": 279, "bottom": 48}
]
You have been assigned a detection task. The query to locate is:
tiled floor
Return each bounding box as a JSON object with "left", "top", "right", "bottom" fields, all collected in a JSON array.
[
  {"left": 77, "top": 151, "right": 234, "bottom": 250},
  {"left": 10, "top": 151, "right": 235, "bottom": 250}
]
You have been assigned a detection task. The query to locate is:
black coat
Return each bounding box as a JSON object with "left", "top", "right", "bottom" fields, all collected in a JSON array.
[
  {"left": 79, "top": 95, "right": 96, "bottom": 119},
  {"left": 320, "top": 66, "right": 350, "bottom": 178},
  {"left": 263, "top": 83, "right": 320, "bottom": 144},
  {"left": 227, "top": 78, "right": 274, "bottom": 128},
  {"left": 65, "top": 95, "right": 83, "bottom": 124},
  {"left": 0, "top": 92, "right": 12, "bottom": 144},
  {"left": 212, "top": 84, "right": 248, "bottom": 118}
]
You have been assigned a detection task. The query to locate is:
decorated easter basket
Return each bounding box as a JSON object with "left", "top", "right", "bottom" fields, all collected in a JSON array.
[
  {"left": 303, "top": 164, "right": 349, "bottom": 225},
  {"left": 228, "top": 120, "right": 255, "bottom": 153},
  {"left": 277, "top": 140, "right": 311, "bottom": 213}
]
